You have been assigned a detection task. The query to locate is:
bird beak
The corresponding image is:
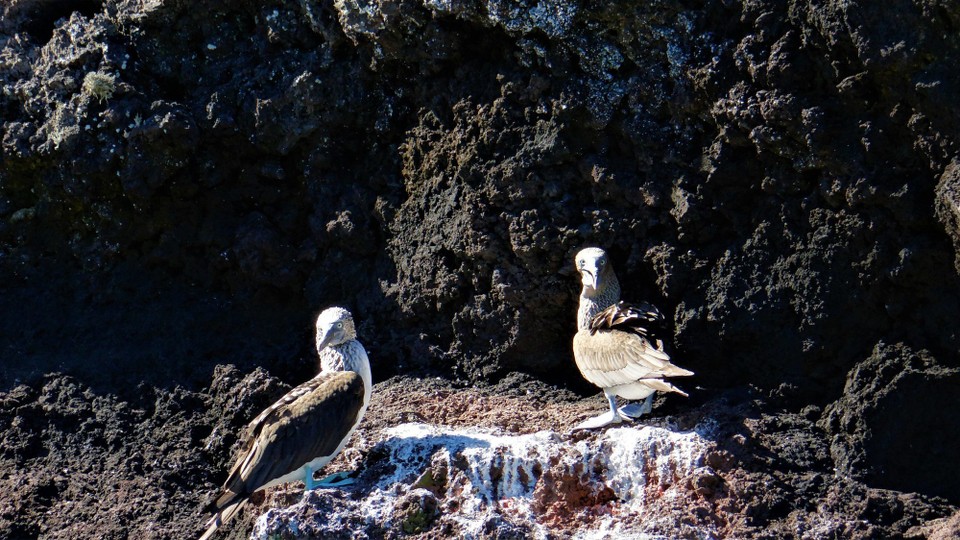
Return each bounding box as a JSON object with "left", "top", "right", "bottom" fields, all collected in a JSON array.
[
  {"left": 316, "top": 326, "right": 335, "bottom": 352},
  {"left": 581, "top": 265, "right": 601, "bottom": 292}
]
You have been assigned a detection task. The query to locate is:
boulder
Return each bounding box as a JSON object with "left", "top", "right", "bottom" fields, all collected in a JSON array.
[{"left": 823, "top": 342, "right": 960, "bottom": 503}]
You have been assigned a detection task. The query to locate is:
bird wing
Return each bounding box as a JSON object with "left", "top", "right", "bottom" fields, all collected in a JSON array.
[
  {"left": 573, "top": 328, "right": 693, "bottom": 391},
  {"left": 212, "top": 370, "right": 365, "bottom": 509},
  {"left": 589, "top": 301, "right": 666, "bottom": 342}
]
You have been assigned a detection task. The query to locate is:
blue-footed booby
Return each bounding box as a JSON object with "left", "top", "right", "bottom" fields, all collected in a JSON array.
[
  {"left": 198, "top": 307, "right": 372, "bottom": 540},
  {"left": 572, "top": 247, "right": 693, "bottom": 430}
]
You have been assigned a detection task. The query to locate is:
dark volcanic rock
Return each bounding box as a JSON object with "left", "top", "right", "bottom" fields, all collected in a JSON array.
[
  {"left": 935, "top": 158, "right": 960, "bottom": 272},
  {"left": 823, "top": 342, "right": 960, "bottom": 502},
  {"left": 908, "top": 509, "right": 960, "bottom": 540},
  {"left": 2, "top": 0, "right": 960, "bottom": 537},
  {"left": 4, "top": 0, "right": 960, "bottom": 390},
  {"left": 0, "top": 366, "right": 294, "bottom": 540}
]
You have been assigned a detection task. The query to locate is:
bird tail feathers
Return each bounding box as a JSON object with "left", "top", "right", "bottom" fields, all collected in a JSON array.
[
  {"left": 640, "top": 378, "right": 690, "bottom": 397},
  {"left": 198, "top": 498, "right": 246, "bottom": 540},
  {"left": 661, "top": 365, "right": 694, "bottom": 377}
]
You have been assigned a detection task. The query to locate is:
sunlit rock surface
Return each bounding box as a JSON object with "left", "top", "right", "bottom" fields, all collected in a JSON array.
[{"left": 253, "top": 422, "right": 717, "bottom": 539}]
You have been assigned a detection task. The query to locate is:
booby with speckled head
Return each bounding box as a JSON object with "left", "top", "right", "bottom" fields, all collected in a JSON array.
[
  {"left": 572, "top": 247, "right": 693, "bottom": 430},
  {"left": 198, "top": 306, "right": 372, "bottom": 540}
]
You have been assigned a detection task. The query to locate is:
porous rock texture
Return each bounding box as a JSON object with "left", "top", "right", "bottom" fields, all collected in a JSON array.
[
  {"left": 250, "top": 419, "right": 720, "bottom": 539},
  {"left": 2, "top": 0, "right": 960, "bottom": 538}
]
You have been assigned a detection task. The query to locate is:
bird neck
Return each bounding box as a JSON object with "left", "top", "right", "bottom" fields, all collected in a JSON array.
[
  {"left": 578, "top": 278, "right": 621, "bottom": 330},
  {"left": 320, "top": 340, "right": 373, "bottom": 395}
]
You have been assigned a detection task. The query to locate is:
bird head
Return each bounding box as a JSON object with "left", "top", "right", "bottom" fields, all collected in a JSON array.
[
  {"left": 575, "top": 247, "right": 614, "bottom": 297},
  {"left": 315, "top": 306, "right": 356, "bottom": 353}
]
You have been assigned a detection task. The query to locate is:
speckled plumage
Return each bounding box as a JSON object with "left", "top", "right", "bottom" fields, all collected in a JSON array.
[
  {"left": 576, "top": 247, "right": 621, "bottom": 329},
  {"left": 199, "top": 307, "right": 371, "bottom": 540},
  {"left": 572, "top": 248, "right": 693, "bottom": 429}
]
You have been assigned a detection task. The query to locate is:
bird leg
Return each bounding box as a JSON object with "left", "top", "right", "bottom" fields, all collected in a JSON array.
[
  {"left": 618, "top": 394, "right": 654, "bottom": 419},
  {"left": 607, "top": 392, "right": 626, "bottom": 422},
  {"left": 303, "top": 464, "right": 320, "bottom": 490}
]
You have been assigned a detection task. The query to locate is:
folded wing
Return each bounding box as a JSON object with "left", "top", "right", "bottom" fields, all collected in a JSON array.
[
  {"left": 575, "top": 301, "right": 693, "bottom": 393},
  {"left": 212, "top": 371, "right": 365, "bottom": 510}
]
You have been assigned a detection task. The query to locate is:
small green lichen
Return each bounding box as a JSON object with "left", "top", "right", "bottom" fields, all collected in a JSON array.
[
  {"left": 47, "top": 103, "right": 79, "bottom": 149},
  {"left": 400, "top": 509, "right": 432, "bottom": 535},
  {"left": 413, "top": 469, "right": 437, "bottom": 490},
  {"left": 82, "top": 71, "right": 116, "bottom": 103},
  {"left": 395, "top": 489, "right": 439, "bottom": 535}
]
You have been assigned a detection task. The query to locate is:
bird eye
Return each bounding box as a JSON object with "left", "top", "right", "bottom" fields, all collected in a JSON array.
[
  {"left": 599, "top": 259, "right": 605, "bottom": 266},
  {"left": 336, "top": 322, "right": 343, "bottom": 328}
]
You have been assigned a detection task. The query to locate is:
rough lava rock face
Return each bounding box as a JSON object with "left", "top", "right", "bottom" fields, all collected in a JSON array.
[
  {"left": 823, "top": 342, "right": 960, "bottom": 502},
  {"left": 2, "top": 0, "right": 960, "bottom": 538}
]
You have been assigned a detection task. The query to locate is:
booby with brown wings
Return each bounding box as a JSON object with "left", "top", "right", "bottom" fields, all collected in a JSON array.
[
  {"left": 198, "top": 306, "right": 372, "bottom": 539},
  {"left": 572, "top": 248, "right": 693, "bottom": 429}
]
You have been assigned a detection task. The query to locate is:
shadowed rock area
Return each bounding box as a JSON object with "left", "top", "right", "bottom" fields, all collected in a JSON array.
[{"left": 2, "top": 0, "right": 959, "bottom": 538}]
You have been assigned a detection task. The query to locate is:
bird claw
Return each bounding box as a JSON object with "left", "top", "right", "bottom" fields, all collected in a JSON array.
[
  {"left": 618, "top": 404, "right": 651, "bottom": 419},
  {"left": 572, "top": 411, "right": 626, "bottom": 430},
  {"left": 305, "top": 470, "right": 356, "bottom": 490},
  {"left": 618, "top": 395, "right": 654, "bottom": 419}
]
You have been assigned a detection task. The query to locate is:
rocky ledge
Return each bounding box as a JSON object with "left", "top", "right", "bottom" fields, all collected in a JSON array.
[
  {"left": 254, "top": 422, "right": 716, "bottom": 539},
  {"left": 205, "top": 375, "right": 957, "bottom": 539}
]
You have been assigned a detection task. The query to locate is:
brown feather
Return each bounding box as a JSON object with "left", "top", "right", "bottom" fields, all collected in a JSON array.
[
  {"left": 204, "top": 371, "right": 364, "bottom": 533},
  {"left": 573, "top": 248, "right": 694, "bottom": 412},
  {"left": 589, "top": 301, "right": 666, "bottom": 341},
  {"left": 198, "top": 497, "right": 245, "bottom": 540},
  {"left": 574, "top": 326, "right": 692, "bottom": 392}
]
